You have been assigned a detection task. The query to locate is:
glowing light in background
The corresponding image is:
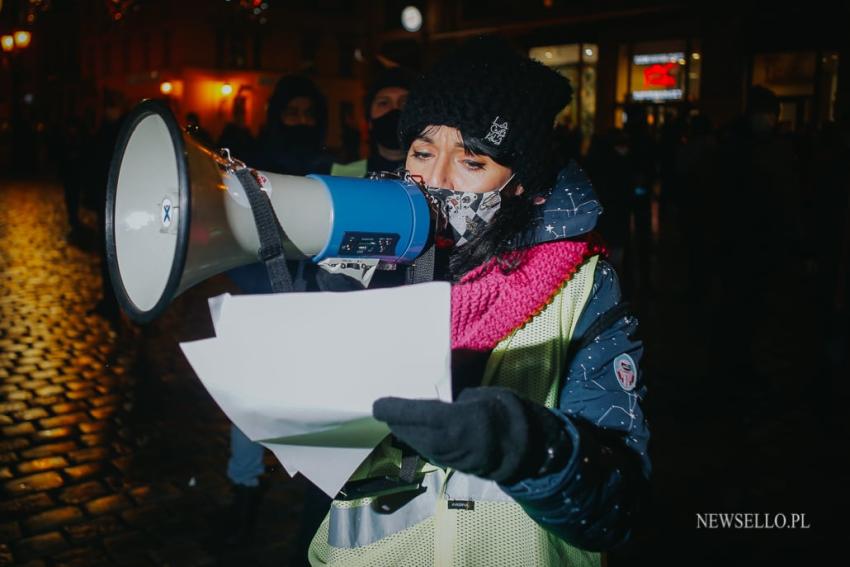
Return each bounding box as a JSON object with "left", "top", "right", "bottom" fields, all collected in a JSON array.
[
  {"left": 13, "top": 31, "right": 31, "bottom": 48},
  {"left": 401, "top": 6, "right": 422, "bottom": 32}
]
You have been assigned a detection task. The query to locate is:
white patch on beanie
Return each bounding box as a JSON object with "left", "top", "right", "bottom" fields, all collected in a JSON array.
[{"left": 484, "top": 116, "right": 509, "bottom": 146}]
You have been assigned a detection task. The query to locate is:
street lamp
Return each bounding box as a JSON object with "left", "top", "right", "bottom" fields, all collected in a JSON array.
[{"left": 13, "top": 30, "right": 31, "bottom": 49}]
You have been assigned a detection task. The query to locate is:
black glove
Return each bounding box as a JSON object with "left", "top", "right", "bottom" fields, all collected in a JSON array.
[{"left": 373, "top": 387, "right": 571, "bottom": 484}]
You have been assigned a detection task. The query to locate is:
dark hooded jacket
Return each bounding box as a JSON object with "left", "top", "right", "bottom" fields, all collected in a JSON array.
[{"left": 249, "top": 75, "right": 333, "bottom": 177}]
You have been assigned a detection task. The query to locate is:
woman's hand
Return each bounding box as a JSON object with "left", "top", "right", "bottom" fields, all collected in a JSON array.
[{"left": 373, "top": 387, "right": 569, "bottom": 484}]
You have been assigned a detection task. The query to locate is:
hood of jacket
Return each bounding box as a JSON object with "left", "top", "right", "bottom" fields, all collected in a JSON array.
[{"left": 513, "top": 160, "right": 603, "bottom": 247}]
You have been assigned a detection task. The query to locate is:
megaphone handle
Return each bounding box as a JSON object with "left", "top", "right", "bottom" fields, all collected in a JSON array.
[{"left": 234, "top": 168, "right": 295, "bottom": 293}]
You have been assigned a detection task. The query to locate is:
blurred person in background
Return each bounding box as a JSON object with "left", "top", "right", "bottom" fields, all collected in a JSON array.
[
  {"left": 185, "top": 111, "right": 214, "bottom": 148},
  {"left": 217, "top": 96, "right": 254, "bottom": 160},
  {"left": 332, "top": 66, "right": 413, "bottom": 177},
  {"left": 87, "top": 89, "right": 127, "bottom": 322}
]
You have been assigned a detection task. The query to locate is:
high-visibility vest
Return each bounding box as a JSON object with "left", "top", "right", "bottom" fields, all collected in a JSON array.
[
  {"left": 330, "top": 159, "right": 368, "bottom": 178},
  {"left": 309, "top": 255, "right": 601, "bottom": 567}
]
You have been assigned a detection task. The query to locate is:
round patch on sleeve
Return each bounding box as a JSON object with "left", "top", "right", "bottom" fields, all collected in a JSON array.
[{"left": 613, "top": 353, "right": 637, "bottom": 391}]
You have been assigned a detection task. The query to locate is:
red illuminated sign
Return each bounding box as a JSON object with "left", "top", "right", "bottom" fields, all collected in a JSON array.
[{"left": 643, "top": 63, "right": 678, "bottom": 88}]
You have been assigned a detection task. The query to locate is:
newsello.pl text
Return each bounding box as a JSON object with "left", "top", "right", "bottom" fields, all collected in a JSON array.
[{"left": 696, "top": 513, "right": 811, "bottom": 530}]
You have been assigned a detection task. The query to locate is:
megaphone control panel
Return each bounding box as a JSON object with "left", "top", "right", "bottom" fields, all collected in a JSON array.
[{"left": 339, "top": 232, "right": 400, "bottom": 257}]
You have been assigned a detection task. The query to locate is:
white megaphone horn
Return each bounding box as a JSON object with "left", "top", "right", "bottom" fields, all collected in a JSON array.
[{"left": 106, "top": 100, "right": 435, "bottom": 323}]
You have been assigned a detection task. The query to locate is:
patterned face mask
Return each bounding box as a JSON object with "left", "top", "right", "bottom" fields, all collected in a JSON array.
[{"left": 425, "top": 173, "right": 515, "bottom": 247}]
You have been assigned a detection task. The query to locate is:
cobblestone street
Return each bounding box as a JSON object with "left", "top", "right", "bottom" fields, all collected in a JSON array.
[
  {"left": 0, "top": 178, "right": 839, "bottom": 566},
  {"left": 0, "top": 180, "right": 306, "bottom": 566}
]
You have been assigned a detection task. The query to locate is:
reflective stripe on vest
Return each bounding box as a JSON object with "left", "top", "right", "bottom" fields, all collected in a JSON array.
[
  {"left": 309, "top": 255, "right": 601, "bottom": 567},
  {"left": 328, "top": 471, "right": 442, "bottom": 548}
]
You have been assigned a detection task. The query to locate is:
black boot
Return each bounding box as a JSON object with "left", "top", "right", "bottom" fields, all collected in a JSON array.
[{"left": 224, "top": 484, "right": 263, "bottom": 546}]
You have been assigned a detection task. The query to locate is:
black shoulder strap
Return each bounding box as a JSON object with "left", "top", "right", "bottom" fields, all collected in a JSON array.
[
  {"left": 405, "top": 244, "right": 436, "bottom": 284},
  {"left": 234, "top": 168, "right": 294, "bottom": 293},
  {"left": 572, "top": 302, "right": 632, "bottom": 354}
]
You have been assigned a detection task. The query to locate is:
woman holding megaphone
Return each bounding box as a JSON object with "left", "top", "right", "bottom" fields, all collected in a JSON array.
[{"left": 308, "top": 37, "right": 650, "bottom": 567}]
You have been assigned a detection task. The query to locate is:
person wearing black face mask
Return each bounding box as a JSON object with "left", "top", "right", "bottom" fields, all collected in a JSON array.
[
  {"left": 331, "top": 66, "right": 412, "bottom": 177},
  {"left": 227, "top": 75, "right": 333, "bottom": 298},
  {"left": 252, "top": 74, "right": 334, "bottom": 177}
]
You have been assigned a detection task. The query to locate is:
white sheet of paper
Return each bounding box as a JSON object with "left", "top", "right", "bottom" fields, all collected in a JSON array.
[{"left": 179, "top": 282, "right": 452, "bottom": 497}]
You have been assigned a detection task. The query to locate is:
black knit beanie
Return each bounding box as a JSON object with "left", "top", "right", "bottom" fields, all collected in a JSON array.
[
  {"left": 365, "top": 66, "right": 414, "bottom": 119},
  {"left": 399, "top": 36, "right": 573, "bottom": 196}
]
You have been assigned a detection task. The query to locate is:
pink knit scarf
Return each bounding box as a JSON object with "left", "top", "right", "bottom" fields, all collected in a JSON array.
[{"left": 451, "top": 239, "right": 602, "bottom": 352}]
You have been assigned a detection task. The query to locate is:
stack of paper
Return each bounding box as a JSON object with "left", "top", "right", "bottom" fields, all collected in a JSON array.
[{"left": 179, "top": 282, "right": 452, "bottom": 497}]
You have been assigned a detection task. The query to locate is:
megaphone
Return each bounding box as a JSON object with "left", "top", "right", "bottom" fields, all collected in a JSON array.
[{"left": 106, "top": 100, "right": 434, "bottom": 323}]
